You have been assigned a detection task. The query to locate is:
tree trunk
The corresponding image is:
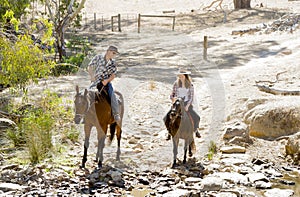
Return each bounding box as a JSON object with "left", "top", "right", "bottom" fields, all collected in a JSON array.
[
  {"left": 56, "top": 23, "right": 67, "bottom": 62},
  {"left": 234, "top": 0, "right": 251, "bottom": 9}
]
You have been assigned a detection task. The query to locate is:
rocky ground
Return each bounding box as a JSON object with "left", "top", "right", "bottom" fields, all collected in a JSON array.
[{"left": 1, "top": 0, "right": 300, "bottom": 196}]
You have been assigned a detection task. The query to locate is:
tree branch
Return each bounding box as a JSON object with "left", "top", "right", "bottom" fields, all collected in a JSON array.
[
  {"left": 255, "top": 71, "right": 299, "bottom": 95},
  {"left": 255, "top": 84, "right": 300, "bottom": 95},
  {"left": 203, "top": 0, "right": 224, "bottom": 10},
  {"left": 255, "top": 71, "right": 287, "bottom": 85}
]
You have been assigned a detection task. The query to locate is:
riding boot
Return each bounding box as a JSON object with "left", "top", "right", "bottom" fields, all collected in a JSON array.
[
  {"left": 187, "top": 105, "right": 201, "bottom": 138},
  {"left": 107, "top": 83, "right": 121, "bottom": 126},
  {"left": 166, "top": 134, "right": 171, "bottom": 141},
  {"left": 195, "top": 129, "right": 201, "bottom": 138}
]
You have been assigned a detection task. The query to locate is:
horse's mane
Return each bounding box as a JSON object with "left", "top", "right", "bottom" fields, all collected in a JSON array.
[{"left": 86, "top": 89, "right": 109, "bottom": 103}]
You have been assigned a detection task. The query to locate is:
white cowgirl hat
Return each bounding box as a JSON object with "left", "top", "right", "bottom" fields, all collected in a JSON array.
[{"left": 177, "top": 68, "right": 191, "bottom": 75}]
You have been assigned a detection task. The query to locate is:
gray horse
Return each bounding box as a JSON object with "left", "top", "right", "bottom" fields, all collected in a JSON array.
[
  {"left": 166, "top": 98, "right": 196, "bottom": 168},
  {"left": 74, "top": 85, "right": 124, "bottom": 169}
]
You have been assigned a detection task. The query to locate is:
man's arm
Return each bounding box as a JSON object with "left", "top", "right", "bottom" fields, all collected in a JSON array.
[
  {"left": 87, "top": 65, "right": 96, "bottom": 82},
  {"left": 102, "top": 73, "right": 115, "bottom": 86}
]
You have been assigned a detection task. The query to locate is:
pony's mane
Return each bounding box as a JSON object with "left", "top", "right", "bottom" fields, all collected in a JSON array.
[{"left": 87, "top": 89, "right": 109, "bottom": 103}]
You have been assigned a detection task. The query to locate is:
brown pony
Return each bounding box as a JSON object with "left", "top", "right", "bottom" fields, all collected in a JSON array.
[
  {"left": 74, "top": 85, "right": 124, "bottom": 168},
  {"left": 166, "top": 98, "right": 196, "bottom": 168}
]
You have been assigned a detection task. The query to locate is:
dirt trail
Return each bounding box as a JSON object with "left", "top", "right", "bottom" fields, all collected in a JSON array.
[{"left": 35, "top": 0, "right": 300, "bottom": 172}]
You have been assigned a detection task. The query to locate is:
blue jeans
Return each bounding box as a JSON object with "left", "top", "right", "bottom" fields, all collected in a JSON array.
[{"left": 107, "top": 82, "right": 120, "bottom": 116}]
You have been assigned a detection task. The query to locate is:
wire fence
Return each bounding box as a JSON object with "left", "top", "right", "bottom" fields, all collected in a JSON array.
[{"left": 77, "top": 12, "right": 178, "bottom": 33}]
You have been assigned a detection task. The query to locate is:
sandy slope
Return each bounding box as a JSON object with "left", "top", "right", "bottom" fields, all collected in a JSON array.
[{"left": 82, "top": 0, "right": 300, "bottom": 16}]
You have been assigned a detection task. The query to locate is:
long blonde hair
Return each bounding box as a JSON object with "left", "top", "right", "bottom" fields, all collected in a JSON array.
[{"left": 177, "top": 74, "right": 192, "bottom": 88}]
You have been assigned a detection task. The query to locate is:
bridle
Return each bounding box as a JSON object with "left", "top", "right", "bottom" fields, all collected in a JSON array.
[
  {"left": 75, "top": 91, "right": 95, "bottom": 119},
  {"left": 170, "top": 100, "right": 182, "bottom": 119}
]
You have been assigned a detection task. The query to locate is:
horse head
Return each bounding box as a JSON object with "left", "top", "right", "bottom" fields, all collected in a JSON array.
[
  {"left": 170, "top": 98, "right": 184, "bottom": 118},
  {"left": 74, "top": 85, "right": 89, "bottom": 124}
]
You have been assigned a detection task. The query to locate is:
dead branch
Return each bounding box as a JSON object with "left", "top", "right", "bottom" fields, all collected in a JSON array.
[
  {"left": 255, "top": 71, "right": 287, "bottom": 84},
  {"left": 254, "top": 71, "right": 300, "bottom": 95},
  {"left": 0, "top": 110, "right": 22, "bottom": 122},
  {"left": 255, "top": 84, "right": 300, "bottom": 95},
  {"left": 203, "top": 0, "right": 224, "bottom": 11},
  {"left": 0, "top": 118, "right": 17, "bottom": 129}
]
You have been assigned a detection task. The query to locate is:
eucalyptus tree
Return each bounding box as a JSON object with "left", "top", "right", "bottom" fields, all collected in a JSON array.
[{"left": 43, "top": 0, "right": 86, "bottom": 62}]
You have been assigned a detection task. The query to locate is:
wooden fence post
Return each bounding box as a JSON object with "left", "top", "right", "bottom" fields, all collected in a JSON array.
[
  {"left": 94, "top": 13, "right": 97, "bottom": 30},
  {"left": 118, "top": 14, "right": 121, "bottom": 32},
  {"left": 203, "top": 36, "right": 208, "bottom": 60},
  {"left": 138, "top": 14, "right": 141, "bottom": 33},
  {"left": 172, "top": 16, "right": 175, "bottom": 31},
  {"left": 111, "top": 16, "right": 114, "bottom": 31}
]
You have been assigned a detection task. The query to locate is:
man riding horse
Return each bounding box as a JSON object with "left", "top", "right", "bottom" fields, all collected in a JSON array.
[{"left": 87, "top": 46, "right": 121, "bottom": 126}]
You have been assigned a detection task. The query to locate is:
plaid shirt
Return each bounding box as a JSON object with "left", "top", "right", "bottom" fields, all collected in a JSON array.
[
  {"left": 170, "top": 81, "right": 194, "bottom": 105},
  {"left": 88, "top": 54, "right": 117, "bottom": 87}
]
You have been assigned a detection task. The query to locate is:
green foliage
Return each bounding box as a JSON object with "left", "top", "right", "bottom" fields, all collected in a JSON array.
[
  {"left": 61, "top": 126, "right": 80, "bottom": 144},
  {"left": 51, "top": 35, "right": 91, "bottom": 76},
  {"left": 0, "top": 0, "right": 30, "bottom": 22},
  {"left": 208, "top": 140, "right": 217, "bottom": 153},
  {"left": 207, "top": 140, "right": 217, "bottom": 160},
  {"left": 64, "top": 35, "right": 91, "bottom": 66},
  {"left": 6, "top": 89, "right": 78, "bottom": 164},
  {"left": 22, "top": 110, "right": 54, "bottom": 163},
  {"left": 31, "top": 17, "right": 55, "bottom": 48},
  {"left": 6, "top": 127, "right": 26, "bottom": 147},
  {"left": 50, "top": 63, "right": 79, "bottom": 76},
  {"left": 58, "top": 0, "right": 82, "bottom": 28},
  {"left": 2, "top": 10, "right": 20, "bottom": 31},
  {"left": 0, "top": 35, "right": 54, "bottom": 92}
]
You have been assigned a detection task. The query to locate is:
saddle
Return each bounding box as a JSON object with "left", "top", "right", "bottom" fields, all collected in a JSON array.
[{"left": 95, "top": 83, "right": 110, "bottom": 103}]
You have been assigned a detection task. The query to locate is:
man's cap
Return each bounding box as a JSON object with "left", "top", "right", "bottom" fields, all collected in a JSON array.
[
  {"left": 107, "top": 46, "right": 119, "bottom": 54},
  {"left": 177, "top": 68, "right": 191, "bottom": 75}
]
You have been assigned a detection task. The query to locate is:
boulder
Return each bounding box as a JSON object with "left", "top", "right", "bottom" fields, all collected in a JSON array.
[
  {"left": 284, "top": 132, "right": 300, "bottom": 164},
  {"left": 244, "top": 99, "right": 300, "bottom": 140},
  {"left": 223, "top": 120, "right": 253, "bottom": 145}
]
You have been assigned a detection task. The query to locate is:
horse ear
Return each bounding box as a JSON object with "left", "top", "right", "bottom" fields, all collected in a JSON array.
[{"left": 75, "top": 85, "right": 79, "bottom": 94}]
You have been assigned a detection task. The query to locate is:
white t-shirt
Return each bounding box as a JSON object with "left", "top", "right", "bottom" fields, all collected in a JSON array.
[{"left": 177, "top": 87, "right": 189, "bottom": 102}]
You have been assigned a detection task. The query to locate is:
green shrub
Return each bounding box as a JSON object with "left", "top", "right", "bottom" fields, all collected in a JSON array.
[
  {"left": 0, "top": 35, "right": 54, "bottom": 92},
  {"left": 207, "top": 140, "right": 217, "bottom": 160},
  {"left": 22, "top": 110, "right": 54, "bottom": 163},
  {"left": 5, "top": 89, "right": 77, "bottom": 164}
]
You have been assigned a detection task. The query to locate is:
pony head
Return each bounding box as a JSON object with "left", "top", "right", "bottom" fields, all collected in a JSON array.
[
  {"left": 74, "top": 85, "right": 89, "bottom": 124},
  {"left": 170, "top": 98, "right": 185, "bottom": 118}
]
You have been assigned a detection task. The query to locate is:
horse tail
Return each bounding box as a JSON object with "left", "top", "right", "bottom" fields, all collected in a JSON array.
[
  {"left": 190, "top": 140, "right": 196, "bottom": 154},
  {"left": 108, "top": 123, "right": 116, "bottom": 145}
]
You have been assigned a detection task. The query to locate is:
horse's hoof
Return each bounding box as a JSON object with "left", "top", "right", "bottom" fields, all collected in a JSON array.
[
  {"left": 183, "top": 159, "right": 186, "bottom": 164},
  {"left": 171, "top": 163, "right": 177, "bottom": 169},
  {"left": 188, "top": 152, "right": 193, "bottom": 157},
  {"left": 80, "top": 164, "right": 85, "bottom": 169}
]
